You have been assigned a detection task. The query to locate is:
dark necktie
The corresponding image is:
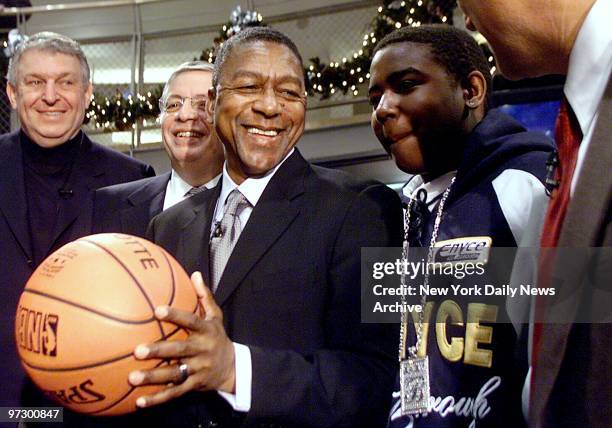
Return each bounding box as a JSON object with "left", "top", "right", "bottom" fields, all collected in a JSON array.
[
  {"left": 184, "top": 186, "right": 207, "bottom": 197},
  {"left": 404, "top": 188, "right": 430, "bottom": 247},
  {"left": 532, "top": 97, "right": 583, "bottom": 381}
]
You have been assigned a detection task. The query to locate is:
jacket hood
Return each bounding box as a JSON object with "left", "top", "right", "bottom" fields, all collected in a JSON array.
[{"left": 452, "top": 108, "right": 554, "bottom": 199}]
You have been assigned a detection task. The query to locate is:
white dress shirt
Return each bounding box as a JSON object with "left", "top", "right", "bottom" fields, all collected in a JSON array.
[
  {"left": 213, "top": 148, "right": 295, "bottom": 412},
  {"left": 565, "top": 0, "right": 612, "bottom": 194},
  {"left": 162, "top": 169, "right": 221, "bottom": 211}
]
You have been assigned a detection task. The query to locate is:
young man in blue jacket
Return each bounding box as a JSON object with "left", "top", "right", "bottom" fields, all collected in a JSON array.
[{"left": 368, "top": 25, "right": 554, "bottom": 427}]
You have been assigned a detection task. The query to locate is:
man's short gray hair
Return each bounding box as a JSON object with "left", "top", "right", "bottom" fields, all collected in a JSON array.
[
  {"left": 160, "top": 60, "right": 215, "bottom": 105},
  {"left": 7, "top": 31, "right": 90, "bottom": 86}
]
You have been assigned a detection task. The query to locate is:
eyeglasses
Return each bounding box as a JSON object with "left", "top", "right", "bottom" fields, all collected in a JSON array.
[{"left": 159, "top": 96, "right": 207, "bottom": 114}]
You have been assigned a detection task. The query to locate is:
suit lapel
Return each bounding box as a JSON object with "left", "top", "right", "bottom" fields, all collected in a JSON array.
[
  {"left": 148, "top": 192, "right": 165, "bottom": 220},
  {"left": 0, "top": 132, "right": 32, "bottom": 260},
  {"left": 121, "top": 173, "right": 170, "bottom": 234},
  {"left": 557, "top": 74, "right": 612, "bottom": 248},
  {"left": 534, "top": 74, "right": 612, "bottom": 420},
  {"left": 180, "top": 183, "right": 221, "bottom": 283},
  {"left": 214, "top": 152, "right": 307, "bottom": 307}
]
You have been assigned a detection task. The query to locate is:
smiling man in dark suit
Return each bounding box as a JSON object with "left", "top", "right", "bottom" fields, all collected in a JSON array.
[
  {"left": 0, "top": 31, "right": 154, "bottom": 408},
  {"left": 93, "top": 61, "right": 224, "bottom": 237},
  {"left": 128, "top": 27, "right": 403, "bottom": 427}
]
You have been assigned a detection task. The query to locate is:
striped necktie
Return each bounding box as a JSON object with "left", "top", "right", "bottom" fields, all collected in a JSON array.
[
  {"left": 184, "top": 186, "right": 207, "bottom": 197},
  {"left": 209, "top": 189, "right": 250, "bottom": 292}
]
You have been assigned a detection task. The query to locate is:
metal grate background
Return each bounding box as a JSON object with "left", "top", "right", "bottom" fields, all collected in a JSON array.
[
  {"left": 4, "top": 0, "right": 380, "bottom": 147},
  {"left": 0, "top": 77, "right": 12, "bottom": 134}
]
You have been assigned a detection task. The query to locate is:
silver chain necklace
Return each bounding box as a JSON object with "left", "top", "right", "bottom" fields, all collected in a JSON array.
[{"left": 399, "top": 176, "right": 455, "bottom": 416}]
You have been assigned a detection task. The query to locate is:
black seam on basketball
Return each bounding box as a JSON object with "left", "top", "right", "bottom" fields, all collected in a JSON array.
[
  {"left": 160, "top": 250, "right": 176, "bottom": 307},
  {"left": 81, "top": 239, "right": 165, "bottom": 338},
  {"left": 21, "top": 289, "right": 155, "bottom": 324},
  {"left": 190, "top": 289, "right": 200, "bottom": 317},
  {"left": 23, "top": 349, "right": 135, "bottom": 372},
  {"left": 22, "top": 327, "right": 187, "bottom": 372},
  {"left": 159, "top": 248, "right": 200, "bottom": 325}
]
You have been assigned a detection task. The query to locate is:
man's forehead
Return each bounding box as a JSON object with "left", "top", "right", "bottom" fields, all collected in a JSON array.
[
  {"left": 371, "top": 43, "right": 431, "bottom": 76},
  {"left": 223, "top": 41, "right": 302, "bottom": 76},
  {"left": 169, "top": 70, "right": 212, "bottom": 92},
  {"left": 21, "top": 48, "right": 78, "bottom": 63},
  {"left": 230, "top": 39, "right": 297, "bottom": 57},
  {"left": 19, "top": 49, "right": 82, "bottom": 74}
]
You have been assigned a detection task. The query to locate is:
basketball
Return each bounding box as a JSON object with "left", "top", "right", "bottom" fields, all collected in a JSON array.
[{"left": 14, "top": 233, "right": 200, "bottom": 416}]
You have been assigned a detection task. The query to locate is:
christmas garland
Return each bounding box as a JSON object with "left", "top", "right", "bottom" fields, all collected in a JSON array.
[
  {"left": 304, "top": 0, "right": 458, "bottom": 99},
  {"left": 84, "top": 88, "right": 162, "bottom": 132},
  {"left": 6, "top": 1, "right": 497, "bottom": 132}
]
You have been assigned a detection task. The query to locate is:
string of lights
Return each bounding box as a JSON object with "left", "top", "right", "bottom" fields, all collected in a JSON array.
[
  {"left": 304, "top": 0, "right": 458, "bottom": 99},
  {"left": 84, "top": 88, "right": 162, "bottom": 132},
  {"left": 2, "top": 1, "right": 496, "bottom": 132}
]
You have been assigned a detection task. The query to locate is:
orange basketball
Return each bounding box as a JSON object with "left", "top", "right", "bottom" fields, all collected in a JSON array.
[{"left": 14, "top": 233, "right": 199, "bottom": 416}]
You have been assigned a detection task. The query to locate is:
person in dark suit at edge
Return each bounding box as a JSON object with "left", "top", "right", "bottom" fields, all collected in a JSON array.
[
  {"left": 93, "top": 60, "right": 224, "bottom": 237},
  {"left": 458, "top": 1, "right": 611, "bottom": 426},
  {"left": 0, "top": 31, "right": 154, "bottom": 409},
  {"left": 128, "top": 27, "right": 403, "bottom": 427}
]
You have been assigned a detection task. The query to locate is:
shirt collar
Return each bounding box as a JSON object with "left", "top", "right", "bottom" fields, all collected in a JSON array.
[
  {"left": 402, "top": 171, "right": 456, "bottom": 211},
  {"left": 565, "top": 0, "right": 612, "bottom": 137},
  {"left": 168, "top": 169, "right": 221, "bottom": 197},
  {"left": 401, "top": 175, "right": 424, "bottom": 200},
  {"left": 218, "top": 148, "right": 295, "bottom": 209}
]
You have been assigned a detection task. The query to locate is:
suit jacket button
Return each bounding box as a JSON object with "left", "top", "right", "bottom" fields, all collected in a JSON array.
[{"left": 26, "top": 259, "right": 33, "bottom": 267}]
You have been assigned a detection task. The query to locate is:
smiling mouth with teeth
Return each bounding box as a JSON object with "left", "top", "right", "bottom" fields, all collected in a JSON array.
[
  {"left": 176, "top": 131, "right": 203, "bottom": 138},
  {"left": 247, "top": 127, "right": 279, "bottom": 137}
]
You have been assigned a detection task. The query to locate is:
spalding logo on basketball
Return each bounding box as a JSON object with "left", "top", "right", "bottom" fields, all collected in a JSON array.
[{"left": 15, "top": 233, "right": 200, "bottom": 416}]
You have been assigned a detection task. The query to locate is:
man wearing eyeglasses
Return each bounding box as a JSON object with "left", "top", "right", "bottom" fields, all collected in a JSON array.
[{"left": 93, "top": 61, "right": 224, "bottom": 237}]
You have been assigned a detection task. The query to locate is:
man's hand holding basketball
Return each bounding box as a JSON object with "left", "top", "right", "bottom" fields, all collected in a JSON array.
[{"left": 128, "top": 271, "right": 236, "bottom": 407}]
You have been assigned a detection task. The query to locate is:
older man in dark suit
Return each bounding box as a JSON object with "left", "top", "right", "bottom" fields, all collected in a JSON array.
[
  {"left": 0, "top": 32, "right": 154, "bottom": 409},
  {"left": 93, "top": 61, "right": 224, "bottom": 237},
  {"left": 129, "top": 27, "right": 403, "bottom": 427},
  {"left": 459, "top": 1, "right": 611, "bottom": 426}
]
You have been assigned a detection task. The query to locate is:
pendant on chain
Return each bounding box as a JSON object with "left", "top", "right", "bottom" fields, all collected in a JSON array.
[
  {"left": 398, "top": 177, "right": 454, "bottom": 418},
  {"left": 399, "top": 355, "right": 430, "bottom": 416}
]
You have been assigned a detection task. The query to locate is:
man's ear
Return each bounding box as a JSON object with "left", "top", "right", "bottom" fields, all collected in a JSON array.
[
  {"left": 464, "top": 15, "right": 477, "bottom": 32},
  {"left": 206, "top": 87, "right": 216, "bottom": 125},
  {"left": 84, "top": 82, "right": 93, "bottom": 107},
  {"left": 6, "top": 82, "right": 18, "bottom": 109},
  {"left": 463, "top": 70, "right": 487, "bottom": 109}
]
